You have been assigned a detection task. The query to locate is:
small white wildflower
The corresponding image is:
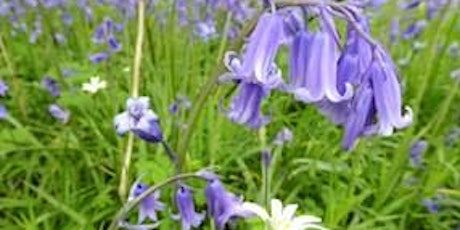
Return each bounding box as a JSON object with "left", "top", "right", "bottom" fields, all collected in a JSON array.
[
  {"left": 242, "top": 199, "right": 327, "bottom": 230},
  {"left": 82, "top": 76, "right": 107, "bottom": 94}
]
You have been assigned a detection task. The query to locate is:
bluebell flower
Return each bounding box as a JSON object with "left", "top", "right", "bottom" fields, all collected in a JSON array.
[
  {"left": 273, "top": 127, "right": 293, "bottom": 146},
  {"left": 422, "top": 198, "right": 440, "bottom": 214},
  {"left": 409, "top": 140, "right": 428, "bottom": 168},
  {"left": 226, "top": 82, "right": 270, "bottom": 129},
  {"left": 41, "top": 77, "right": 61, "bottom": 97},
  {"left": 195, "top": 19, "right": 217, "bottom": 41},
  {"left": 0, "top": 80, "right": 9, "bottom": 97},
  {"left": 0, "top": 103, "right": 7, "bottom": 119},
  {"left": 61, "top": 12, "right": 73, "bottom": 26},
  {"left": 107, "top": 36, "right": 122, "bottom": 52},
  {"left": 169, "top": 95, "right": 191, "bottom": 115},
  {"left": 89, "top": 52, "right": 109, "bottom": 64},
  {"left": 49, "top": 104, "right": 70, "bottom": 123},
  {"left": 261, "top": 148, "right": 272, "bottom": 168},
  {"left": 402, "top": 20, "right": 427, "bottom": 40},
  {"left": 389, "top": 19, "right": 399, "bottom": 44},
  {"left": 114, "top": 97, "right": 163, "bottom": 143},
  {"left": 400, "top": 0, "right": 421, "bottom": 10},
  {"left": 288, "top": 29, "right": 353, "bottom": 103},
  {"left": 223, "top": 12, "right": 285, "bottom": 88},
  {"left": 174, "top": 186, "right": 205, "bottom": 230},
  {"left": 129, "top": 181, "right": 166, "bottom": 224},
  {"left": 205, "top": 179, "right": 253, "bottom": 229}
]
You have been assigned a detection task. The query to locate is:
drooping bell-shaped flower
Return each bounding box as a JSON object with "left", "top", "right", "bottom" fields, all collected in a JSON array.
[
  {"left": 226, "top": 82, "right": 270, "bottom": 129},
  {"left": 49, "top": 104, "right": 70, "bottom": 124},
  {"left": 129, "top": 181, "right": 166, "bottom": 224},
  {"left": 409, "top": 139, "right": 428, "bottom": 167},
  {"left": 42, "top": 76, "right": 61, "bottom": 97},
  {"left": 289, "top": 30, "right": 353, "bottom": 103},
  {"left": 0, "top": 80, "right": 8, "bottom": 97},
  {"left": 341, "top": 83, "right": 376, "bottom": 150},
  {"left": 0, "top": 103, "right": 8, "bottom": 119},
  {"left": 205, "top": 179, "right": 253, "bottom": 229},
  {"left": 370, "top": 47, "right": 413, "bottom": 136},
  {"left": 224, "top": 12, "right": 285, "bottom": 88},
  {"left": 114, "top": 97, "right": 163, "bottom": 143},
  {"left": 174, "top": 186, "right": 205, "bottom": 230}
]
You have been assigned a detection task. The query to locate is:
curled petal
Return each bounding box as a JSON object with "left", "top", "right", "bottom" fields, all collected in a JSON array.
[{"left": 114, "top": 111, "right": 133, "bottom": 135}]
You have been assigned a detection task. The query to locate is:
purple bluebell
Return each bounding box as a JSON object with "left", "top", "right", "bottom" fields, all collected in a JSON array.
[
  {"left": 341, "top": 84, "right": 376, "bottom": 150},
  {"left": 0, "top": 80, "right": 8, "bottom": 97},
  {"left": 114, "top": 97, "right": 163, "bottom": 143},
  {"left": 169, "top": 95, "right": 191, "bottom": 115},
  {"left": 223, "top": 12, "right": 285, "bottom": 88},
  {"left": 288, "top": 30, "right": 354, "bottom": 103},
  {"left": 0, "top": 103, "right": 7, "bottom": 119},
  {"left": 205, "top": 179, "right": 253, "bottom": 229},
  {"left": 402, "top": 20, "right": 427, "bottom": 40},
  {"left": 445, "top": 127, "right": 460, "bottom": 147},
  {"left": 41, "top": 77, "right": 61, "bottom": 97},
  {"left": 226, "top": 82, "right": 270, "bottom": 129},
  {"left": 89, "top": 52, "right": 109, "bottom": 64},
  {"left": 49, "top": 104, "right": 70, "bottom": 123},
  {"left": 400, "top": 0, "right": 421, "bottom": 10},
  {"left": 409, "top": 140, "right": 428, "bottom": 167},
  {"left": 422, "top": 198, "right": 439, "bottom": 214},
  {"left": 61, "top": 12, "right": 73, "bottom": 26},
  {"left": 129, "top": 181, "right": 166, "bottom": 224},
  {"left": 107, "top": 36, "right": 122, "bottom": 52},
  {"left": 273, "top": 127, "right": 293, "bottom": 146},
  {"left": 53, "top": 33, "right": 66, "bottom": 45},
  {"left": 370, "top": 47, "right": 413, "bottom": 136},
  {"left": 281, "top": 8, "right": 305, "bottom": 39},
  {"left": 261, "top": 148, "right": 272, "bottom": 168},
  {"left": 174, "top": 186, "right": 205, "bottom": 230},
  {"left": 195, "top": 19, "right": 217, "bottom": 41}
]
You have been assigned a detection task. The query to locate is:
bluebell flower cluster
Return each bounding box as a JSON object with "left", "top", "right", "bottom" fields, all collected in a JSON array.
[
  {"left": 90, "top": 17, "right": 123, "bottom": 64},
  {"left": 127, "top": 174, "right": 254, "bottom": 230},
  {"left": 220, "top": 3, "right": 413, "bottom": 150}
]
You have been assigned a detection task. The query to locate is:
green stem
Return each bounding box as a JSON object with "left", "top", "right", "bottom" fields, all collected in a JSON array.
[
  {"left": 108, "top": 173, "right": 205, "bottom": 230},
  {"left": 119, "top": 0, "right": 146, "bottom": 201}
]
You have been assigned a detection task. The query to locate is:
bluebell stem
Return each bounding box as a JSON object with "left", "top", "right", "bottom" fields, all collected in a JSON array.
[
  {"left": 129, "top": 181, "right": 166, "bottom": 224},
  {"left": 409, "top": 140, "right": 428, "bottom": 168},
  {"left": 0, "top": 80, "right": 8, "bottom": 97},
  {"left": 273, "top": 127, "right": 293, "bottom": 146},
  {"left": 205, "top": 179, "right": 253, "bottom": 229},
  {"left": 49, "top": 104, "right": 70, "bottom": 124},
  {"left": 174, "top": 186, "right": 205, "bottom": 230},
  {"left": 114, "top": 97, "right": 163, "bottom": 143},
  {"left": 0, "top": 103, "right": 7, "bottom": 119},
  {"left": 41, "top": 76, "right": 61, "bottom": 97}
]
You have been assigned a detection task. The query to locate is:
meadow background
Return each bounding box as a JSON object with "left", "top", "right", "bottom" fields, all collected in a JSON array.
[{"left": 0, "top": 1, "right": 459, "bottom": 229}]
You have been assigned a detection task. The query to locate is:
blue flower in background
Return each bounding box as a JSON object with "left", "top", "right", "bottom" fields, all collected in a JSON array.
[
  {"left": 409, "top": 140, "right": 428, "bottom": 168},
  {"left": 0, "top": 103, "right": 8, "bottom": 119},
  {"left": 174, "top": 186, "right": 205, "bottom": 230},
  {"left": 49, "top": 104, "right": 70, "bottom": 123},
  {"left": 114, "top": 97, "right": 163, "bottom": 143},
  {"left": 41, "top": 76, "right": 61, "bottom": 97},
  {"left": 0, "top": 80, "right": 9, "bottom": 97},
  {"left": 422, "top": 198, "right": 440, "bottom": 214},
  {"left": 129, "top": 181, "right": 166, "bottom": 224}
]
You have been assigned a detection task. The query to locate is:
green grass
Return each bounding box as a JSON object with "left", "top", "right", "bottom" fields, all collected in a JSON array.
[{"left": 0, "top": 2, "right": 459, "bottom": 230}]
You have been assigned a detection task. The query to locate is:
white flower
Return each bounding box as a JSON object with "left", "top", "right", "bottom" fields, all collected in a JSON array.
[
  {"left": 82, "top": 76, "right": 107, "bottom": 94},
  {"left": 242, "top": 199, "right": 327, "bottom": 230}
]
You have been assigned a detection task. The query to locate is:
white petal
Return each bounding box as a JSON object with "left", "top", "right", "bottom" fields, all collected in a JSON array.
[
  {"left": 282, "top": 204, "right": 298, "bottom": 221},
  {"left": 241, "top": 202, "right": 270, "bottom": 221},
  {"left": 290, "top": 215, "right": 323, "bottom": 228},
  {"left": 271, "top": 199, "right": 284, "bottom": 219}
]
